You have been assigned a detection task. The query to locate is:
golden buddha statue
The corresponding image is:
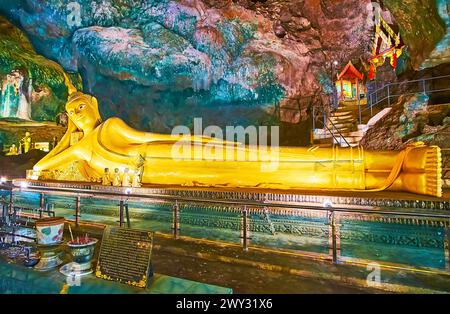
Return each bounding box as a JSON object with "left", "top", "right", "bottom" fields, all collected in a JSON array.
[
  {"left": 20, "top": 131, "right": 32, "bottom": 154},
  {"left": 101, "top": 168, "right": 112, "bottom": 186},
  {"left": 32, "top": 75, "right": 443, "bottom": 197}
]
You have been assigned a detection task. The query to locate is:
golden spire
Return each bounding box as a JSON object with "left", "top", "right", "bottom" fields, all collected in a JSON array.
[{"left": 63, "top": 72, "right": 77, "bottom": 95}]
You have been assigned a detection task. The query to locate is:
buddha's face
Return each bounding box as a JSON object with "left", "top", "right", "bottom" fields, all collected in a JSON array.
[{"left": 66, "top": 93, "right": 100, "bottom": 132}]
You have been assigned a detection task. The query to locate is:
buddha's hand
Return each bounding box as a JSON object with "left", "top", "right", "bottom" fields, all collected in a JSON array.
[
  {"left": 32, "top": 165, "right": 42, "bottom": 171},
  {"left": 33, "top": 161, "right": 45, "bottom": 171}
]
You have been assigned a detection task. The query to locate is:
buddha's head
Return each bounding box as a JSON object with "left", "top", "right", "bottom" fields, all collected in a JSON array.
[
  {"left": 65, "top": 92, "right": 102, "bottom": 132},
  {"left": 61, "top": 72, "right": 102, "bottom": 133}
]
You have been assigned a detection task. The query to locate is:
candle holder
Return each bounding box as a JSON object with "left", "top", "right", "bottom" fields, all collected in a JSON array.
[
  {"left": 33, "top": 244, "right": 64, "bottom": 271},
  {"left": 35, "top": 217, "right": 65, "bottom": 246},
  {"left": 60, "top": 238, "right": 98, "bottom": 277}
]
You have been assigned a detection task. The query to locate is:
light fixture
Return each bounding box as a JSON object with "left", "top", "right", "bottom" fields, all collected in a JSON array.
[
  {"left": 20, "top": 181, "right": 29, "bottom": 189},
  {"left": 125, "top": 187, "right": 132, "bottom": 195},
  {"left": 323, "top": 199, "right": 333, "bottom": 208},
  {"left": 333, "top": 60, "right": 338, "bottom": 66},
  {"left": 0, "top": 177, "right": 6, "bottom": 183}
]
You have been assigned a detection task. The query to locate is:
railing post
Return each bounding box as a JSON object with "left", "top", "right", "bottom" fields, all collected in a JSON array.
[
  {"left": 39, "top": 193, "right": 45, "bottom": 219},
  {"left": 11, "top": 207, "right": 16, "bottom": 243},
  {"left": 328, "top": 210, "right": 340, "bottom": 264},
  {"left": 119, "top": 200, "right": 124, "bottom": 227},
  {"left": 75, "top": 196, "right": 81, "bottom": 227},
  {"left": 125, "top": 203, "right": 130, "bottom": 228},
  {"left": 1, "top": 197, "right": 7, "bottom": 223},
  {"left": 422, "top": 79, "right": 427, "bottom": 95},
  {"left": 387, "top": 85, "right": 391, "bottom": 107},
  {"left": 241, "top": 206, "right": 250, "bottom": 251},
  {"left": 8, "top": 188, "right": 13, "bottom": 218},
  {"left": 172, "top": 201, "right": 180, "bottom": 239},
  {"left": 375, "top": 88, "right": 378, "bottom": 106},
  {"left": 358, "top": 94, "right": 362, "bottom": 125},
  {"left": 446, "top": 225, "right": 450, "bottom": 272}
]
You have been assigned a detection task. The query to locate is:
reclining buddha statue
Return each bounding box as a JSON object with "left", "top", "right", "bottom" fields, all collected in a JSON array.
[{"left": 31, "top": 75, "right": 443, "bottom": 197}]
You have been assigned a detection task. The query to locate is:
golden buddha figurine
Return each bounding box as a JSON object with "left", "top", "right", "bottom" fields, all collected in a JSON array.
[
  {"left": 20, "top": 132, "right": 32, "bottom": 154},
  {"left": 101, "top": 168, "right": 112, "bottom": 186},
  {"left": 7, "top": 144, "right": 18, "bottom": 156},
  {"left": 132, "top": 169, "right": 142, "bottom": 188},
  {"left": 112, "top": 168, "right": 121, "bottom": 187},
  {"left": 32, "top": 76, "right": 443, "bottom": 197},
  {"left": 122, "top": 168, "right": 131, "bottom": 187}
]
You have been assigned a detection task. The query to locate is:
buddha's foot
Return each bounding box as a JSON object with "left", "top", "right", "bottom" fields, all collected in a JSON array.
[{"left": 401, "top": 145, "right": 442, "bottom": 197}]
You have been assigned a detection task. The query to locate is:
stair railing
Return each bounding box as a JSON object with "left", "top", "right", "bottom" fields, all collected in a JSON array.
[
  {"left": 364, "top": 74, "right": 450, "bottom": 118},
  {"left": 326, "top": 117, "right": 351, "bottom": 147}
]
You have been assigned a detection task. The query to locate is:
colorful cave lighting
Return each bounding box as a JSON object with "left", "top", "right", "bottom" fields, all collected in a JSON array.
[{"left": 0, "top": 0, "right": 449, "bottom": 300}]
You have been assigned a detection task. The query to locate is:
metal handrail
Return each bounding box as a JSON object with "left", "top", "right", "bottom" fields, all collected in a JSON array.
[
  {"left": 363, "top": 87, "right": 450, "bottom": 113},
  {"left": 369, "top": 74, "right": 450, "bottom": 94},
  {"left": 7, "top": 184, "right": 450, "bottom": 218},
  {"left": 326, "top": 118, "right": 351, "bottom": 147},
  {"left": 365, "top": 74, "right": 450, "bottom": 114},
  {"left": 2, "top": 184, "right": 450, "bottom": 272}
]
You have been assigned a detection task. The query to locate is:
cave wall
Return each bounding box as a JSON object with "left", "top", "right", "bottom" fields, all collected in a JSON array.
[
  {"left": 0, "top": 0, "right": 448, "bottom": 145},
  {"left": 0, "top": 16, "right": 78, "bottom": 122},
  {"left": 381, "top": 0, "right": 449, "bottom": 70},
  {"left": 0, "top": 0, "right": 374, "bottom": 140}
]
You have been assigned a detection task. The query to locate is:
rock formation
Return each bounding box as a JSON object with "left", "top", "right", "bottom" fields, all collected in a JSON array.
[
  {"left": 0, "top": 0, "right": 448, "bottom": 145},
  {"left": 0, "top": 16, "right": 77, "bottom": 122},
  {"left": 0, "top": 0, "right": 374, "bottom": 141}
]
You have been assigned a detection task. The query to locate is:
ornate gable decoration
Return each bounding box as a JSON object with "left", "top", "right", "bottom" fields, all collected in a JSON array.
[{"left": 368, "top": 14, "right": 405, "bottom": 80}]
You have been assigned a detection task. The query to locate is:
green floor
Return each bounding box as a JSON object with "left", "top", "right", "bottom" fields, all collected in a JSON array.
[{"left": 0, "top": 261, "right": 232, "bottom": 294}]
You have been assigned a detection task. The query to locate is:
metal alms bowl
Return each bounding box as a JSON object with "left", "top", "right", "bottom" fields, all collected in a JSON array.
[{"left": 67, "top": 238, "right": 98, "bottom": 265}]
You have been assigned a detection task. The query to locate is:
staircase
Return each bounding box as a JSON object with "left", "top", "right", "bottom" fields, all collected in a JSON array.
[
  {"left": 311, "top": 74, "right": 450, "bottom": 148},
  {"left": 328, "top": 101, "right": 364, "bottom": 147},
  {"left": 313, "top": 100, "right": 365, "bottom": 147}
]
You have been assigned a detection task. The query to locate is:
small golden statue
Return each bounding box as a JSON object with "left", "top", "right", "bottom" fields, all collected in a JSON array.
[
  {"left": 121, "top": 168, "right": 131, "bottom": 187},
  {"left": 19, "top": 132, "right": 32, "bottom": 154},
  {"left": 112, "top": 168, "right": 121, "bottom": 187},
  {"left": 101, "top": 168, "right": 112, "bottom": 186},
  {"left": 132, "top": 169, "right": 142, "bottom": 188},
  {"left": 7, "top": 144, "right": 18, "bottom": 156},
  {"left": 32, "top": 74, "right": 443, "bottom": 197}
]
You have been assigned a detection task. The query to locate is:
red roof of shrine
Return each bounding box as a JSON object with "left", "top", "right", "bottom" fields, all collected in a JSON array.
[{"left": 336, "top": 61, "right": 364, "bottom": 81}]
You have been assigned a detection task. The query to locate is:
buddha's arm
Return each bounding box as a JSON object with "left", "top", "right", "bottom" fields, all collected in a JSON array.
[
  {"left": 105, "top": 117, "right": 237, "bottom": 145},
  {"left": 33, "top": 145, "right": 82, "bottom": 171}
]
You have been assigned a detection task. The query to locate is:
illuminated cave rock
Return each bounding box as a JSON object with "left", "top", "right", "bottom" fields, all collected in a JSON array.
[
  {"left": 0, "top": 0, "right": 370, "bottom": 135},
  {"left": 0, "top": 1, "right": 290, "bottom": 131},
  {"left": 0, "top": 16, "right": 77, "bottom": 122},
  {"left": 1, "top": 0, "right": 448, "bottom": 139},
  {"left": 360, "top": 91, "right": 450, "bottom": 186},
  {"left": 420, "top": 0, "right": 450, "bottom": 69},
  {"left": 381, "top": 0, "right": 449, "bottom": 70},
  {"left": 361, "top": 93, "right": 450, "bottom": 150}
]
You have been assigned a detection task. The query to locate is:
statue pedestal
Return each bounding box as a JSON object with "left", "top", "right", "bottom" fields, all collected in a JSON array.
[{"left": 11, "top": 178, "right": 450, "bottom": 211}]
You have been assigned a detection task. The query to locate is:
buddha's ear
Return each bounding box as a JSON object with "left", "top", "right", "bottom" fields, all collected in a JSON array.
[
  {"left": 90, "top": 96, "right": 102, "bottom": 123},
  {"left": 91, "top": 96, "right": 98, "bottom": 109}
]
